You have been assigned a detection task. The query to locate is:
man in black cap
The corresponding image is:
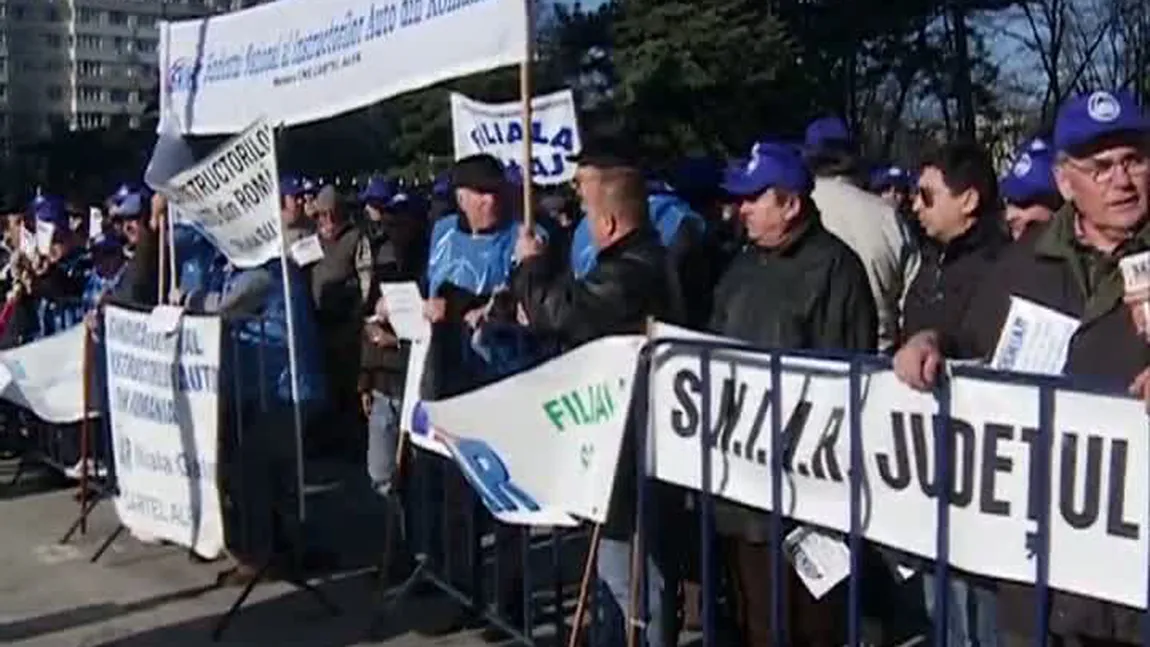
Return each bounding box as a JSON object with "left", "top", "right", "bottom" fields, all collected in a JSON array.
[{"left": 514, "top": 140, "right": 685, "bottom": 647}]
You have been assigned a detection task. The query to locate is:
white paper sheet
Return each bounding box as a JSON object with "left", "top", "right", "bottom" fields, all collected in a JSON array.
[
  {"left": 289, "top": 234, "right": 325, "bottom": 266},
  {"left": 785, "top": 526, "right": 851, "bottom": 599},
  {"left": 990, "top": 296, "right": 1080, "bottom": 376},
  {"left": 380, "top": 281, "right": 430, "bottom": 342}
]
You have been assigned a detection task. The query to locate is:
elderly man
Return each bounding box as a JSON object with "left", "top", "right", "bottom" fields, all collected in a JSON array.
[{"left": 894, "top": 90, "right": 1149, "bottom": 647}]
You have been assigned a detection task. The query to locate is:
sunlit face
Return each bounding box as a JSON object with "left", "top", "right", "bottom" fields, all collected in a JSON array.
[
  {"left": 737, "top": 188, "right": 799, "bottom": 248},
  {"left": 913, "top": 166, "right": 977, "bottom": 243},
  {"left": 1055, "top": 143, "right": 1150, "bottom": 238},
  {"left": 454, "top": 187, "right": 500, "bottom": 231},
  {"left": 315, "top": 206, "right": 341, "bottom": 241}
]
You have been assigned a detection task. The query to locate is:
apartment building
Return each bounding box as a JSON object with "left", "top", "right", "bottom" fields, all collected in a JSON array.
[{"left": 0, "top": 0, "right": 270, "bottom": 155}]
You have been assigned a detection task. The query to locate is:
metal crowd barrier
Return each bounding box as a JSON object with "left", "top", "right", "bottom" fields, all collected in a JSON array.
[
  {"left": 1, "top": 296, "right": 114, "bottom": 544},
  {"left": 627, "top": 336, "right": 1150, "bottom": 647},
  {"left": 381, "top": 448, "right": 588, "bottom": 645}
]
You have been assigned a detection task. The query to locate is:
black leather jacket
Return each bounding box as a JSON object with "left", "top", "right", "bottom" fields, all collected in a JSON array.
[{"left": 512, "top": 225, "right": 683, "bottom": 348}]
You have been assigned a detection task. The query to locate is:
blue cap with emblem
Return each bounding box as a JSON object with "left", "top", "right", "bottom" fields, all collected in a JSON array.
[
  {"left": 1054, "top": 90, "right": 1149, "bottom": 153},
  {"left": 1001, "top": 138, "right": 1059, "bottom": 204},
  {"left": 722, "top": 141, "right": 814, "bottom": 197}
]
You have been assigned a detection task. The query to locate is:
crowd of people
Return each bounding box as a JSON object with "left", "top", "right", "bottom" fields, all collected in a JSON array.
[{"left": 0, "top": 86, "right": 1147, "bottom": 647}]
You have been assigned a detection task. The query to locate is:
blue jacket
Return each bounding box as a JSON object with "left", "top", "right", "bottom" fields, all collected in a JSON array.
[
  {"left": 426, "top": 214, "right": 547, "bottom": 297},
  {"left": 223, "top": 259, "right": 327, "bottom": 411},
  {"left": 569, "top": 191, "right": 705, "bottom": 278},
  {"left": 424, "top": 214, "right": 551, "bottom": 392}
]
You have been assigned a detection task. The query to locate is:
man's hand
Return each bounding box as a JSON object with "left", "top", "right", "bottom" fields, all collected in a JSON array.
[
  {"left": 373, "top": 295, "right": 389, "bottom": 322},
  {"left": 514, "top": 228, "right": 545, "bottom": 262},
  {"left": 365, "top": 322, "right": 398, "bottom": 348},
  {"left": 1124, "top": 292, "right": 1150, "bottom": 340},
  {"left": 423, "top": 297, "right": 447, "bottom": 323},
  {"left": 463, "top": 306, "right": 487, "bottom": 329},
  {"left": 360, "top": 391, "right": 374, "bottom": 419},
  {"left": 150, "top": 193, "right": 168, "bottom": 231},
  {"left": 893, "top": 330, "right": 944, "bottom": 391}
]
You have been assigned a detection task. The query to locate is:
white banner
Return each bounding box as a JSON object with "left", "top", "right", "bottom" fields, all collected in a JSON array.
[
  {"left": 417, "top": 335, "right": 644, "bottom": 526},
  {"left": 450, "top": 90, "right": 582, "bottom": 185},
  {"left": 161, "top": 118, "right": 282, "bottom": 269},
  {"left": 649, "top": 322, "right": 1150, "bottom": 610},
  {"left": 0, "top": 326, "right": 89, "bottom": 423},
  {"left": 160, "top": 0, "right": 528, "bottom": 135},
  {"left": 104, "top": 307, "right": 225, "bottom": 559}
]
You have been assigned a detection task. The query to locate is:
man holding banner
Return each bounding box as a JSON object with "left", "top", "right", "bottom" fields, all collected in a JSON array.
[{"left": 513, "top": 146, "right": 685, "bottom": 647}]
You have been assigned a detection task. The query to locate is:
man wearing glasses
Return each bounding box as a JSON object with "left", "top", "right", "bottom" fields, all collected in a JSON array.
[{"left": 894, "top": 90, "right": 1149, "bottom": 646}]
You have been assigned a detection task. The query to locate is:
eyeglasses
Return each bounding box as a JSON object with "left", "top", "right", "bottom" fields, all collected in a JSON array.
[
  {"left": 916, "top": 185, "right": 935, "bottom": 209},
  {"left": 1063, "top": 153, "right": 1150, "bottom": 185}
]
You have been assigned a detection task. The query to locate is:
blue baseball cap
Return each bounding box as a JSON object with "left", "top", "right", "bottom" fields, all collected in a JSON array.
[
  {"left": 280, "top": 175, "right": 306, "bottom": 198},
  {"left": 358, "top": 175, "right": 411, "bottom": 208},
  {"left": 109, "top": 192, "right": 145, "bottom": 219},
  {"left": 722, "top": 141, "right": 813, "bottom": 197},
  {"left": 1001, "top": 138, "right": 1059, "bottom": 204},
  {"left": 870, "top": 166, "right": 910, "bottom": 192},
  {"left": 805, "top": 117, "right": 851, "bottom": 150},
  {"left": 33, "top": 195, "right": 69, "bottom": 229},
  {"left": 1054, "top": 90, "right": 1149, "bottom": 153}
]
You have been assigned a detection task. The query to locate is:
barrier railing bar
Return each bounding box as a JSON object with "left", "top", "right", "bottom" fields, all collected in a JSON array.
[
  {"left": 769, "top": 352, "right": 788, "bottom": 646},
  {"left": 847, "top": 359, "right": 863, "bottom": 647},
  {"left": 699, "top": 347, "right": 716, "bottom": 647},
  {"left": 931, "top": 372, "right": 954, "bottom": 647},
  {"left": 1034, "top": 385, "right": 1054, "bottom": 646},
  {"left": 550, "top": 530, "right": 564, "bottom": 643}
]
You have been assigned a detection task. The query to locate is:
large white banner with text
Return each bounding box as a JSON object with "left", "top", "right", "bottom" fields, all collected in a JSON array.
[
  {"left": 417, "top": 335, "right": 644, "bottom": 526},
  {"left": 161, "top": 118, "right": 282, "bottom": 269},
  {"left": 450, "top": 89, "right": 582, "bottom": 185},
  {"left": 105, "top": 307, "right": 225, "bottom": 559},
  {"left": 159, "top": 0, "right": 528, "bottom": 135},
  {"left": 0, "top": 326, "right": 89, "bottom": 423},
  {"left": 648, "top": 322, "right": 1150, "bottom": 610}
]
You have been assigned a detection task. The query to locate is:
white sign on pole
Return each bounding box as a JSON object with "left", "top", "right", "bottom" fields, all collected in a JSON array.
[
  {"left": 104, "top": 306, "right": 225, "bottom": 559},
  {"left": 418, "top": 335, "right": 644, "bottom": 526},
  {"left": 0, "top": 325, "right": 89, "bottom": 423},
  {"left": 648, "top": 321, "right": 1150, "bottom": 610},
  {"left": 159, "top": 0, "right": 528, "bottom": 135},
  {"left": 450, "top": 90, "right": 582, "bottom": 185},
  {"left": 161, "top": 118, "right": 282, "bottom": 269}
]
